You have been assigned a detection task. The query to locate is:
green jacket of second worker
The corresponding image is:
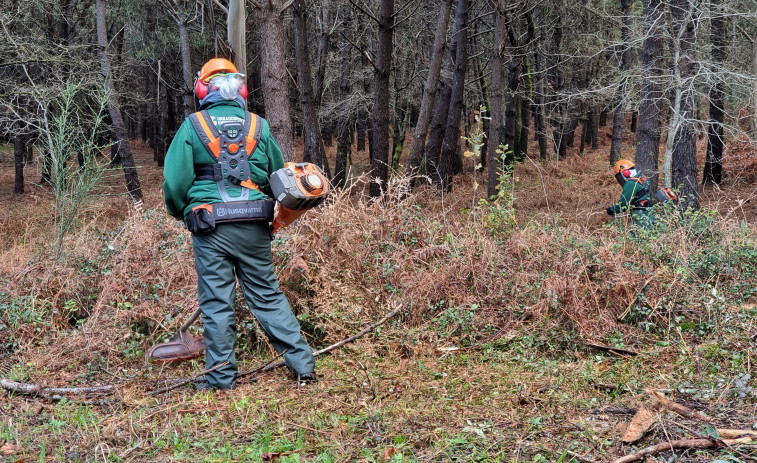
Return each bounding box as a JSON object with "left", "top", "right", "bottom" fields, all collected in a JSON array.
[
  {"left": 608, "top": 178, "right": 650, "bottom": 216},
  {"left": 162, "top": 101, "right": 284, "bottom": 220}
]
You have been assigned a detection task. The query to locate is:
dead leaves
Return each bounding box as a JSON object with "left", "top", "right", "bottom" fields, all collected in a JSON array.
[
  {"left": 622, "top": 402, "right": 663, "bottom": 443},
  {"left": 1, "top": 442, "right": 19, "bottom": 455}
]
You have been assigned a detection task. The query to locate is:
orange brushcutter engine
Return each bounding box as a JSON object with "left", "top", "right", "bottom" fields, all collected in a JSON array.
[{"left": 269, "top": 162, "right": 329, "bottom": 233}]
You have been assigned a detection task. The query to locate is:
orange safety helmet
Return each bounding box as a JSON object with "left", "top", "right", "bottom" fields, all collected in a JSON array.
[
  {"left": 614, "top": 159, "right": 637, "bottom": 185},
  {"left": 194, "top": 58, "right": 247, "bottom": 100},
  {"left": 614, "top": 159, "right": 636, "bottom": 175}
]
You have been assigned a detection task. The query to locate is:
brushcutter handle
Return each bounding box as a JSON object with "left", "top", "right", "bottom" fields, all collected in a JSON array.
[{"left": 179, "top": 308, "right": 202, "bottom": 333}]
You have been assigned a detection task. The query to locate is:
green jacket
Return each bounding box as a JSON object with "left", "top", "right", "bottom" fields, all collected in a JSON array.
[
  {"left": 163, "top": 101, "right": 284, "bottom": 220},
  {"left": 608, "top": 177, "right": 650, "bottom": 215}
]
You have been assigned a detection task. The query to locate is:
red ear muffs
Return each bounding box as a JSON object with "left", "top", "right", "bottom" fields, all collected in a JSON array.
[
  {"left": 622, "top": 169, "right": 631, "bottom": 178},
  {"left": 194, "top": 79, "right": 209, "bottom": 100},
  {"left": 194, "top": 80, "right": 247, "bottom": 100}
]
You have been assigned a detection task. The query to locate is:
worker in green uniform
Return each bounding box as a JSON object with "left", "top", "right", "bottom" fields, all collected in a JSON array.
[
  {"left": 162, "top": 58, "right": 316, "bottom": 390},
  {"left": 606, "top": 159, "right": 653, "bottom": 229}
]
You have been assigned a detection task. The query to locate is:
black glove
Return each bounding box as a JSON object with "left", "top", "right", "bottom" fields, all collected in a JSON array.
[{"left": 606, "top": 207, "right": 615, "bottom": 217}]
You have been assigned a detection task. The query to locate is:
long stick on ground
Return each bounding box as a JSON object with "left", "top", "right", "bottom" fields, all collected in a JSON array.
[
  {"left": 612, "top": 437, "right": 753, "bottom": 463},
  {"left": 239, "top": 306, "right": 401, "bottom": 379},
  {"left": 0, "top": 379, "right": 117, "bottom": 398},
  {"left": 148, "top": 361, "right": 229, "bottom": 396}
]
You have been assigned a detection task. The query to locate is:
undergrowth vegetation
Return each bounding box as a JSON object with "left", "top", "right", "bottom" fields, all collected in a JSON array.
[{"left": 1, "top": 144, "right": 756, "bottom": 461}]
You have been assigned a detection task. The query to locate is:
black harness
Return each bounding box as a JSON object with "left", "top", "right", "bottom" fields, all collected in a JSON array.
[{"left": 183, "top": 110, "right": 273, "bottom": 233}]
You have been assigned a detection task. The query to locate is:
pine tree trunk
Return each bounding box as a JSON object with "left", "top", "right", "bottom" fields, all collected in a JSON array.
[
  {"left": 356, "top": 112, "right": 367, "bottom": 152},
  {"left": 293, "top": 0, "right": 330, "bottom": 176},
  {"left": 96, "top": 0, "right": 143, "bottom": 202},
  {"left": 503, "top": 60, "right": 520, "bottom": 165},
  {"left": 487, "top": 2, "right": 506, "bottom": 197},
  {"left": 176, "top": 11, "right": 194, "bottom": 117},
  {"left": 589, "top": 105, "right": 599, "bottom": 150},
  {"left": 473, "top": 17, "right": 490, "bottom": 168},
  {"left": 406, "top": 0, "right": 452, "bottom": 176},
  {"left": 155, "top": 59, "right": 167, "bottom": 167},
  {"left": 670, "top": 0, "right": 699, "bottom": 209},
  {"left": 532, "top": 19, "right": 548, "bottom": 162},
  {"left": 369, "top": 0, "right": 395, "bottom": 198},
  {"left": 703, "top": 0, "right": 726, "bottom": 185},
  {"left": 424, "top": 60, "right": 453, "bottom": 184},
  {"left": 610, "top": 0, "right": 632, "bottom": 165},
  {"left": 636, "top": 0, "right": 664, "bottom": 193},
  {"left": 313, "top": 0, "right": 330, "bottom": 108},
  {"left": 258, "top": 0, "right": 295, "bottom": 161},
  {"left": 520, "top": 57, "right": 532, "bottom": 160},
  {"left": 333, "top": 4, "right": 353, "bottom": 188},
  {"left": 13, "top": 129, "right": 25, "bottom": 195},
  {"left": 438, "top": 0, "right": 469, "bottom": 192}
]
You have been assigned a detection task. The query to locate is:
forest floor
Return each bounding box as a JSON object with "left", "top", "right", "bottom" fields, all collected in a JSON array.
[{"left": 1, "top": 125, "right": 757, "bottom": 462}]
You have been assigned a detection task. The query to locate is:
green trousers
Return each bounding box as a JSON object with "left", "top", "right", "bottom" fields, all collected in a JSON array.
[{"left": 193, "top": 221, "right": 315, "bottom": 389}]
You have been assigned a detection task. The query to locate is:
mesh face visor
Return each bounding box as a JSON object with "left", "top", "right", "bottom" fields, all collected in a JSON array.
[{"left": 615, "top": 172, "right": 627, "bottom": 186}]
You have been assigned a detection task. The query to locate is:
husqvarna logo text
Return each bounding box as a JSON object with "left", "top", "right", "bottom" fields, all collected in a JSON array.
[{"left": 216, "top": 206, "right": 262, "bottom": 217}]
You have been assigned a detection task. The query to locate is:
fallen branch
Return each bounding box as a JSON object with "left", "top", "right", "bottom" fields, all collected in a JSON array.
[
  {"left": 585, "top": 342, "right": 639, "bottom": 357},
  {"left": 241, "top": 306, "right": 402, "bottom": 379},
  {"left": 238, "top": 350, "right": 287, "bottom": 379},
  {"left": 612, "top": 436, "right": 753, "bottom": 463},
  {"left": 0, "top": 379, "right": 117, "bottom": 399},
  {"left": 440, "top": 313, "right": 514, "bottom": 359},
  {"left": 593, "top": 406, "right": 638, "bottom": 415},
  {"left": 147, "top": 361, "right": 229, "bottom": 396},
  {"left": 646, "top": 388, "right": 711, "bottom": 422}
]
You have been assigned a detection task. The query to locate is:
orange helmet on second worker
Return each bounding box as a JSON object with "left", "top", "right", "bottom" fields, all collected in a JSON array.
[
  {"left": 614, "top": 159, "right": 636, "bottom": 175},
  {"left": 614, "top": 159, "right": 638, "bottom": 185}
]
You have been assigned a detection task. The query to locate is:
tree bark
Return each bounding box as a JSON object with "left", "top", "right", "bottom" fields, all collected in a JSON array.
[
  {"left": 369, "top": 0, "right": 395, "bottom": 198},
  {"left": 635, "top": 0, "right": 664, "bottom": 193},
  {"left": 13, "top": 129, "right": 26, "bottom": 195},
  {"left": 96, "top": 0, "right": 143, "bottom": 202},
  {"left": 293, "top": 0, "right": 330, "bottom": 176},
  {"left": 257, "top": 0, "right": 295, "bottom": 161},
  {"left": 610, "top": 0, "right": 632, "bottom": 166},
  {"left": 532, "top": 7, "right": 548, "bottom": 162},
  {"left": 487, "top": 1, "right": 506, "bottom": 197},
  {"left": 610, "top": 0, "right": 631, "bottom": 165},
  {"left": 424, "top": 53, "right": 453, "bottom": 185},
  {"left": 333, "top": 4, "right": 352, "bottom": 188},
  {"left": 155, "top": 59, "right": 167, "bottom": 167},
  {"left": 588, "top": 105, "right": 599, "bottom": 150},
  {"left": 703, "top": 0, "right": 726, "bottom": 185},
  {"left": 669, "top": 0, "right": 699, "bottom": 209},
  {"left": 405, "top": 0, "right": 452, "bottom": 176},
  {"left": 438, "top": 0, "right": 469, "bottom": 192},
  {"left": 174, "top": 5, "right": 194, "bottom": 117},
  {"left": 313, "top": 0, "right": 330, "bottom": 108},
  {"left": 520, "top": 57, "right": 532, "bottom": 160}
]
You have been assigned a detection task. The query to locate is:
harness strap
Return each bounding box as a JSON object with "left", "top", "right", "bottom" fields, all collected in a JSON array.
[
  {"left": 188, "top": 111, "right": 221, "bottom": 158},
  {"left": 195, "top": 164, "right": 221, "bottom": 181},
  {"left": 189, "top": 110, "right": 265, "bottom": 196},
  {"left": 194, "top": 164, "right": 263, "bottom": 193}
]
